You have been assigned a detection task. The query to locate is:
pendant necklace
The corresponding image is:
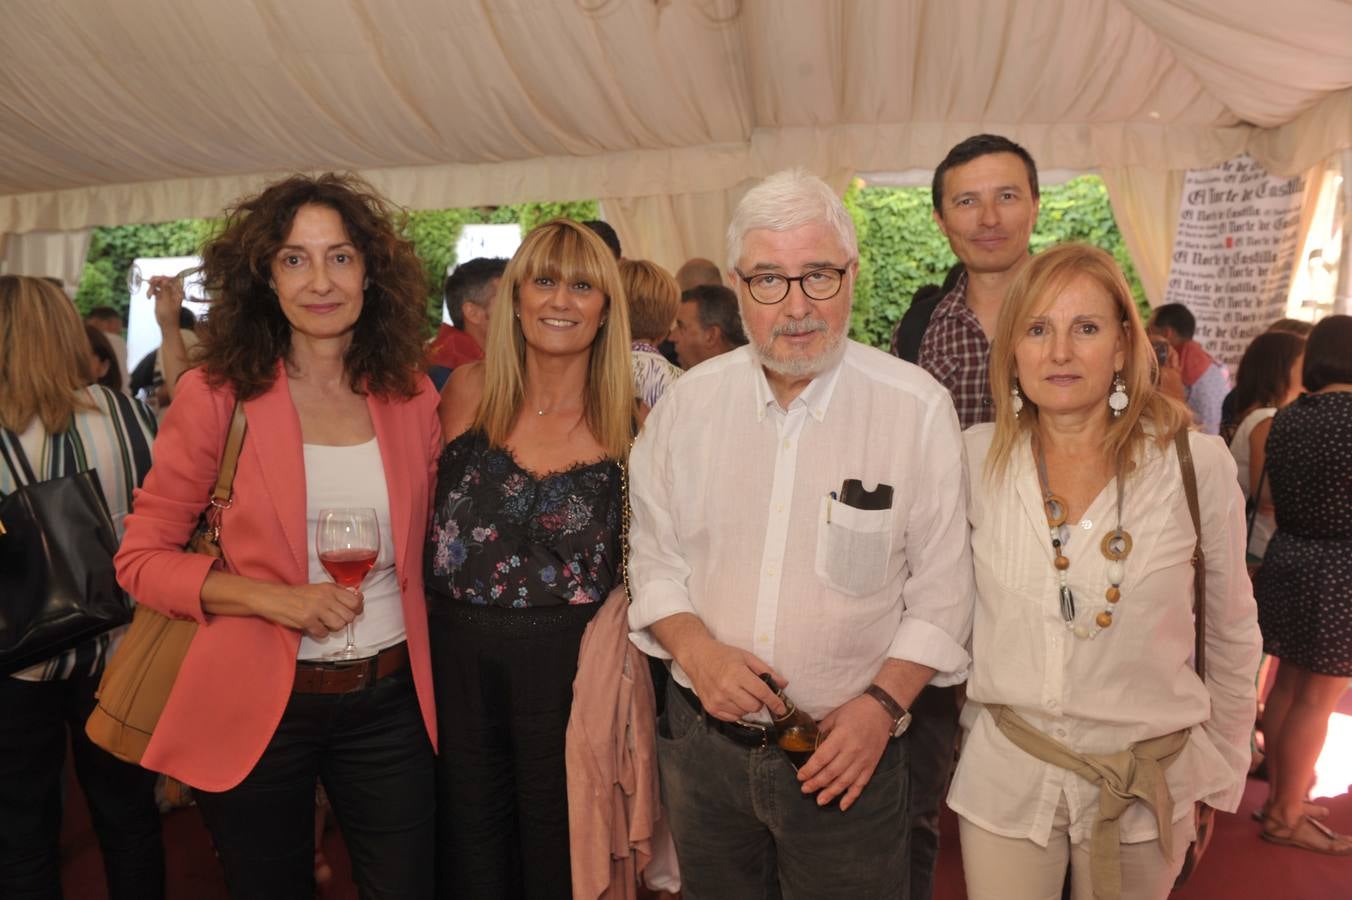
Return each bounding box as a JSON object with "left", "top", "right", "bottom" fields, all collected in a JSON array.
[
  {"left": 1033, "top": 439, "right": 1133, "bottom": 640},
  {"left": 533, "top": 399, "right": 583, "bottom": 419}
]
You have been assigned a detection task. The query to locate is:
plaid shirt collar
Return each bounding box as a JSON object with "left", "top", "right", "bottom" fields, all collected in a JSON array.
[
  {"left": 917, "top": 271, "right": 995, "bottom": 429},
  {"left": 930, "top": 272, "right": 974, "bottom": 325}
]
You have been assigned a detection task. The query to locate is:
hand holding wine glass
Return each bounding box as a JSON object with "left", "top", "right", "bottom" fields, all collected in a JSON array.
[
  {"left": 147, "top": 275, "right": 188, "bottom": 330},
  {"left": 316, "top": 507, "right": 380, "bottom": 660}
]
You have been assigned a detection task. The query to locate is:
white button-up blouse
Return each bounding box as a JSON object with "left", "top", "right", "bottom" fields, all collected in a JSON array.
[{"left": 948, "top": 423, "right": 1262, "bottom": 846}]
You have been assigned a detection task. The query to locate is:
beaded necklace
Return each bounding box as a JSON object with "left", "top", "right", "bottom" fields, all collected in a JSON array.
[{"left": 1033, "top": 439, "right": 1134, "bottom": 640}]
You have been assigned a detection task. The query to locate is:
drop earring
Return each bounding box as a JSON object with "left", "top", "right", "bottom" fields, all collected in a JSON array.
[
  {"left": 1011, "top": 381, "right": 1024, "bottom": 419},
  {"left": 1108, "top": 372, "right": 1129, "bottom": 417}
]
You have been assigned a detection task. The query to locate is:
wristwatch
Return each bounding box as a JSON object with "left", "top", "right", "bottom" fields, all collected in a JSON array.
[{"left": 863, "top": 684, "right": 912, "bottom": 738}]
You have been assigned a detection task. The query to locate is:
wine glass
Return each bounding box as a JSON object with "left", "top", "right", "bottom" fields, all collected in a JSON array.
[
  {"left": 128, "top": 264, "right": 200, "bottom": 297},
  {"left": 315, "top": 507, "right": 380, "bottom": 660}
]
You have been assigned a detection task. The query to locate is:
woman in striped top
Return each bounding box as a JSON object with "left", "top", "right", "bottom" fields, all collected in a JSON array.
[{"left": 0, "top": 275, "right": 163, "bottom": 898}]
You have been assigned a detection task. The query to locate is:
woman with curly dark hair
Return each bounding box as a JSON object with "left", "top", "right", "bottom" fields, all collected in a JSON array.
[{"left": 116, "top": 173, "right": 442, "bottom": 897}]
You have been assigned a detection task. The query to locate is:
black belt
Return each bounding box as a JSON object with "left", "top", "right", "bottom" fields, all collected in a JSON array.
[
  {"left": 672, "top": 680, "right": 778, "bottom": 749},
  {"left": 293, "top": 642, "right": 409, "bottom": 694}
]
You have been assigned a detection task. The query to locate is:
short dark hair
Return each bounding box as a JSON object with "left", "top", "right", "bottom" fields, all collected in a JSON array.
[
  {"left": 1267, "top": 317, "right": 1314, "bottom": 338},
  {"left": 1151, "top": 303, "right": 1196, "bottom": 340},
  {"left": 84, "top": 323, "right": 124, "bottom": 392},
  {"left": 681, "top": 284, "right": 746, "bottom": 346},
  {"left": 583, "top": 220, "right": 622, "bottom": 259},
  {"left": 1231, "top": 331, "right": 1305, "bottom": 414},
  {"left": 932, "top": 134, "right": 1039, "bottom": 210},
  {"left": 444, "top": 257, "right": 507, "bottom": 327},
  {"left": 86, "top": 305, "right": 123, "bottom": 325},
  {"left": 1302, "top": 314, "right": 1352, "bottom": 392},
  {"left": 197, "top": 172, "right": 427, "bottom": 402}
]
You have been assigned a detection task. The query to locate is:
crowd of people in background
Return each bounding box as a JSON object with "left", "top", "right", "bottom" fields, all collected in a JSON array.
[{"left": 1, "top": 131, "right": 1349, "bottom": 900}]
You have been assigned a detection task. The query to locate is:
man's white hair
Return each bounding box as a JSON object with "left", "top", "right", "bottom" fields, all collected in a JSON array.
[{"left": 725, "top": 168, "right": 858, "bottom": 271}]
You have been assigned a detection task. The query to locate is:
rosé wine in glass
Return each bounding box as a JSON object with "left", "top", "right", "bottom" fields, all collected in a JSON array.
[{"left": 315, "top": 507, "right": 380, "bottom": 659}]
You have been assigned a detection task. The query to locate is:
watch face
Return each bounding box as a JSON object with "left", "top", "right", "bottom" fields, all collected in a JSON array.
[{"left": 892, "top": 711, "right": 913, "bottom": 738}]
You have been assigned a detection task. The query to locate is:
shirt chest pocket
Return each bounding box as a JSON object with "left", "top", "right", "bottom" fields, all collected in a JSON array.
[
  {"left": 814, "top": 495, "right": 894, "bottom": 597},
  {"left": 926, "top": 355, "right": 959, "bottom": 391}
]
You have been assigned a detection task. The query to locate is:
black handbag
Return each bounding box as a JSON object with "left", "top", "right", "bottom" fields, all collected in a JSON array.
[{"left": 0, "top": 432, "right": 132, "bottom": 676}]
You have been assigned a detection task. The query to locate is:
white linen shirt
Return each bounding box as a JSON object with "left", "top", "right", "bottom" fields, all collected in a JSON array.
[
  {"left": 948, "top": 424, "right": 1262, "bottom": 846},
  {"left": 627, "top": 342, "right": 975, "bottom": 721}
]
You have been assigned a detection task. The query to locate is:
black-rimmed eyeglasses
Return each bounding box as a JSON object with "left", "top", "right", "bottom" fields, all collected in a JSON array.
[{"left": 734, "top": 267, "right": 849, "bottom": 305}]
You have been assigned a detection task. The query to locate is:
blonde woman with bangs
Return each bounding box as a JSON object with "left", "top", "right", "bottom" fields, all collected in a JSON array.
[
  {"left": 428, "top": 219, "right": 637, "bottom": 897},
  {"left": 948, "top": 244, "right": 1261, "bottom": 900}
]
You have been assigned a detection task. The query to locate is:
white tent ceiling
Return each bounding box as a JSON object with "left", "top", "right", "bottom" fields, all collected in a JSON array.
[{"left": 2, "top": 0, "right": 1350, "bottom": 264}]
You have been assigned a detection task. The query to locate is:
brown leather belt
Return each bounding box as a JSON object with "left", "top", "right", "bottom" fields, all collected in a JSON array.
[{"left": 293, "top": 642, "right": 409, "bottom": 694}]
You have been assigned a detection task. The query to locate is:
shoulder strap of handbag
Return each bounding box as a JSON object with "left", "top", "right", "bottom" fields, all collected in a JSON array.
[
  {"left": 0, "top": 431, "right": 40, "bottom": 486},
  {"left": 1173, "top": 428, "right": 1206, "bottom": 680},
  {"left": 1, "top": 419, "right": 88, "bottom": 487},
  {"left": 213, "top": 402, "right": 248, "bottom": 505}
]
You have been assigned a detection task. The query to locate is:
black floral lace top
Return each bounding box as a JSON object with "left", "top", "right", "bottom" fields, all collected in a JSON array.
[{"left": 426, "top": 429, "right": 623, "bottom": 608}]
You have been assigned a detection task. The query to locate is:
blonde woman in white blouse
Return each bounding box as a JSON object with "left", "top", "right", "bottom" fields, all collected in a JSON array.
[{"left": 950, "top": 243, "right": 1261, "bottom": 900}]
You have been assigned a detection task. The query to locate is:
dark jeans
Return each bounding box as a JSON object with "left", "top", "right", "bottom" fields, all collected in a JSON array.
[
  {"left": 907, "top": 684, "right": 961, "bottom": 900},
  {"left": 193, "top": 665, "right": 434, "bottom": 900},
  {"left": 0, "top": 671, "right": 165, "bottom": 900},
  {"left": 429, "top": 601, "right": 599, "bottom": 900},
  {"left": 658, "top": 682, "right": 910, "bottom": 900}
]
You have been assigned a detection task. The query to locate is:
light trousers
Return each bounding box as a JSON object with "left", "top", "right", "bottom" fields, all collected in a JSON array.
[{"left": 958, "top": 797, "right": 1193, "bottom": 900}]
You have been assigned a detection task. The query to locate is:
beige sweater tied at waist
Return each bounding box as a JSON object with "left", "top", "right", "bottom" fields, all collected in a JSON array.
[{"left": 986, "top": 704, "right": 1191, "bottom": 900}]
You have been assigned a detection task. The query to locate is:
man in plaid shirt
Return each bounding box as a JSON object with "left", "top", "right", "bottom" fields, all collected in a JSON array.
[
  {"left": 904, "top": 133, "right": 1041, "bottom": 900},
  {"left": 918, "top": 134, "right": 1041, "bottom": 429}
]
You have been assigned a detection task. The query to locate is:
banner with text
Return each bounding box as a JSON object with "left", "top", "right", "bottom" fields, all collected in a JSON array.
[{"left": 1163, "top": 155, "right": 1305, "bottom": 370}]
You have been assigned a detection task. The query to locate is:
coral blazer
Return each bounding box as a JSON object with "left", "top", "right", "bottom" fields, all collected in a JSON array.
[{"left": 115, "top": 364, "right": 442, "bottom": 792}]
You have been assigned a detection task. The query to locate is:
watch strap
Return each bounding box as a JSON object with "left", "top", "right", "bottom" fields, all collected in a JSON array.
[{"left": 863, "top": 684, "right": 910, "bottom": 736}]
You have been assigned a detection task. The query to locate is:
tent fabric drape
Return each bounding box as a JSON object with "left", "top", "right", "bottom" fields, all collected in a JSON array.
[
  {"left": 1292, "top": 160, "right": 1336, "bottom": 290},
  {"left": 1098, "top": 167, "right": 1186, "bottom": 308},
  {"left": 604, "top": 185, "right": 751, "bottom": 278},
  {"left": 0, "top": 229, "right": 93, "bottom": 294},
  {"left": 2, "top": 1, "right": 1351, "bottom": 289},
  {"left": 603, "top": 168, "right": 853, "bottom": 276},
  {"left": 1249, "top": 89, "right": 1352, "bottom": 177},
  {"left": 1117, "top": 0, "right": 1352, "bottom": 129},
  {"left": 3, "top": 0, "right": 1351, "bottom": 236}
]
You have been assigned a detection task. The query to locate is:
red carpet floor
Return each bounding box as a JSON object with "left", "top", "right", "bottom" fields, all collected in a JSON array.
[
  {"left": 62, "top": 688, "right": 1352, "bottom": 898},
  {"left": 60, "top": 776, "right": 1352, "bottom": 899}
]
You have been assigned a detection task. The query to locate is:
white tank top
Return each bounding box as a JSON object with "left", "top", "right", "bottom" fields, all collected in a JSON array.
[
  {"left": 1228, "top": 406, "right": 1277, "bottom": 558},
  {"left": 297, "top": 438, "right": 406, "bottom": 660}
]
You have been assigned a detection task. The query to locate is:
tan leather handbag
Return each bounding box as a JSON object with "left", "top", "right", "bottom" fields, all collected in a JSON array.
[
  {"left": 86, "top": 402, "right": 246, "bottom": 764},
  {"left": 1172, "top": 427, "right": 1215, "bottom": 888}
]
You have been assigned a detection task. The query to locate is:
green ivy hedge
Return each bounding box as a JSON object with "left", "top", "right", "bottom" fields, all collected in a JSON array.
[
  {"left": 846, "top": 175, "right": 1146, "bottom": 347},
  {"left": 73, "top": 200, "right": 597, "bottom": 335},
  {"left": 74, "top": 219, "right": 220, "bottom": 316}
]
